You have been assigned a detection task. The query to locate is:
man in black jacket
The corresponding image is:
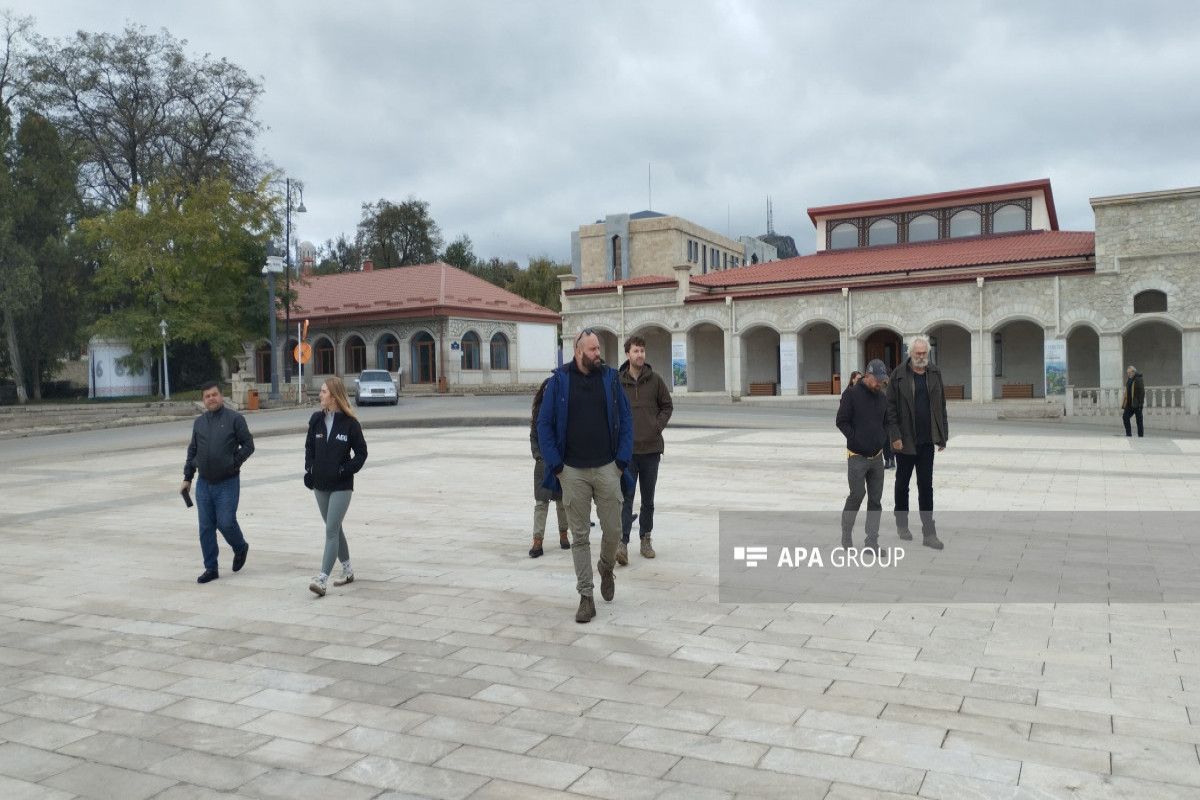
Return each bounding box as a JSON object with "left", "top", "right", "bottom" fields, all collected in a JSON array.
[
  {"left": 835, "top": 359, "right": 889, "bottom": 550},
  {"left": 885, "top": 336, "right": 948, "bottom": 549},
  {"left": 1122, "top": 365, "right": 1145, "bottom": 437},
  {"left": 181, "top": 382, "right": 254, "bottom": 583}
]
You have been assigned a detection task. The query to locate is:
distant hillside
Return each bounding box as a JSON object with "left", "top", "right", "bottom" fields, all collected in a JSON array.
[{"left": 759, "top": 233, "right": 799, "bottom": 259}]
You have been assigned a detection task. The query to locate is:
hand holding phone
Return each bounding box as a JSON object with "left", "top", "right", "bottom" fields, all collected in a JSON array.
[{"left": 181, "top": 488, "right": 193, "bottom": 508}]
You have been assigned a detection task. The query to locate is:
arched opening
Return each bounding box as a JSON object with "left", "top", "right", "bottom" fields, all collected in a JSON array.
[
  {"left": 411, "top": 332, "right": 436, "bottom": 383},
  {"left": 862, "top": 328, "right": 903, "bottom": 372},
  {"left": 1133, "top": 290, "right": 1168, "bottom": 314},
  {"left": 313, "top": 337, "right": 335, "bottom": 375},
  {"left": 629, "top": 325, "right": 672, "bottom": 380},
  {"left": 687, "top": 323, "right": 726, "bottom": 392},
  {"left": 1066, "top": 326, "right": 1099, "bottom": 388},
  {"left": 461, "top": 331, "right": 481, "bottom": 370},
  {"left": 1123, "top": 321, "right": 1181, "bottom": 385},
  {"left": 740, "top": 326, "right": 780, "bottom": 395},
  {"left": 992, "top": 204, "right": 1026, "bottom": 233},
  {"left": 830, "top": 222, "right": 857, "bottom": 249},
  {"left": 490, "top": 333, "right": 509, "bottom": 370},
  {"left": 907, "top": 214, "right": 938, "bottom": 242},
  {"left": 868, "top": 219, "right": 897, "bottom": 246},
  {"left": 343, "top": 335, "right": 366, "bottom": 375},
  {"left": 377, "top": 333, "right": 400, "bottom": 373},
  {"left": 949, "top": 209, "right": 981, "bottom": 238},
  {"left": 801, "top": 322, "right": 840, "bottom": 394},
  {"left": 991, "top": 320, "right": 1045, "bottom": 398},
  {"left": 926, "top": 324, "right": 973, "bottom": 399},
  {"left": 254, "top": 343, "right": 272, "bottom": 384}
]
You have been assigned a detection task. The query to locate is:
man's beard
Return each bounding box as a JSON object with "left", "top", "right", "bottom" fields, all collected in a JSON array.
[
  {"left": 582, "top": 353, "right": 604, "bottom": 371},
  {"left": 911, "top": 356, "right": 928, "bottom": 368}
]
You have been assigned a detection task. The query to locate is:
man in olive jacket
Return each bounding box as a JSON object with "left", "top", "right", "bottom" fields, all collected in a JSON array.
[
  {"left": 885, "top": 336, "right": 948, "bottom": 549},
  {"left": 617, "top": 335, "right": 673, "bottom": 564}
]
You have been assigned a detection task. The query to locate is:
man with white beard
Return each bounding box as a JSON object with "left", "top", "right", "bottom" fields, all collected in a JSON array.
[{"left": 885, "top": 335, "right": 949, "bottom": 549}]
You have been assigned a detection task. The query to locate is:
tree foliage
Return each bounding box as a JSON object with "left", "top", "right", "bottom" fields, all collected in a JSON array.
[
  {"left": 356, "top": 197, "right": 443, "bottom": 268},
  {"left": 314, "top": 233, "right": 362, "bottom": 275},
  {"left": 28, "top": 24, "right": 265, "bottom": 208},
  {"left": 462, "top": 254, "right": 571, "bottom": 312},
  {"left": 0, "top": 108, "right": 81, "bottom": 402},
  {"left": 441, "top": 233, "right": 476, "bottom": 270},
  {"left": 80, "top": 175, "right": 276, "bottom": 360}
]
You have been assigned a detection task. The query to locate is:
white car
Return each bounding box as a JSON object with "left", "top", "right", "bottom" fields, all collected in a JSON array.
[{"left": 353, "top": 370, "right": 398, "bottom": 406}]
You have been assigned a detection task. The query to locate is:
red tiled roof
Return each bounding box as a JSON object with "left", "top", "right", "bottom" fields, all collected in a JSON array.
[
  {"left": 690, "top": 230, "right": 1095, "bottom": 290},
  {"left": 808, "top": 178, "right": 1058, "bottom": 229},
  {"left": 292, "top": 262, "right": 560, "bottom": 325},
  {"left": 567, "top": 274, "right": 678, "bottom": 295}
]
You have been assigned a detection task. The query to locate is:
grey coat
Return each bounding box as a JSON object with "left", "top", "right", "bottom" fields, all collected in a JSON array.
[{"left": 885, "top": 359, "right": 949, "bottom": 454}]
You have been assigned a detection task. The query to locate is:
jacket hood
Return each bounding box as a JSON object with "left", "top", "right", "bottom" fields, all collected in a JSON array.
[{"left": 618, "top": 360, "right": 655, "bottom": 381}]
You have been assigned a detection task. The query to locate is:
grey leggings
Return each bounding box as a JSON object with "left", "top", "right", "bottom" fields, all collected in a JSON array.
[{"left": 314, "top": 489, "right": 352, "bottom": 576}]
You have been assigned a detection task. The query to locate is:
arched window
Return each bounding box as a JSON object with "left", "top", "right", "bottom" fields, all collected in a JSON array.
[
  {"left": 611, "top": 235, "right": 622, "bottom": 281},
  {"left": 314, "top": 338, "right": 335, "bottom": 375},
  {"left": 992, "top": 204, "right": 1026, "bottom": 233},
  {"left": 868, "top": 219, "right": 897, "bottom": 246},
  {"left": 377, "top": 334, "right": 400, "bottom": 372},
  {"left": 490, "top": 333, "right": 509, "bottom": 370},
  {"left": 907, "top": 214, "right": 938, "bottom": 242},
  {"left": 949, "top": 209, "right": 981, "bottom": 238},
  {"left": 1133, "top": 290, "right": 1168, "bottom": 313},
  {"left": 344, "top": 335, "right": 366, "bottom": 374},
  {"left": 255, "top": 344, "right": 272, "bottom": 384},
  {"left": 830, "top": 222, "right": 857, "bottom": 249},
  {"left": 461, "top": 331, "right": 481, "bottom": 370}
]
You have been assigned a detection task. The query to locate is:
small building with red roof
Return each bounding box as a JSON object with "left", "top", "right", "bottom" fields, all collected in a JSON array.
[
  {"left": 255, "top": 260, "right": 561, "bottom": 392},
  {"left": 557, "top": 179, "right": 1200, "bottom": 424}
]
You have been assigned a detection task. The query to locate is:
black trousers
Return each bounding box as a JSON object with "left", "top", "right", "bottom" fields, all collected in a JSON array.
[
  {"left": 894, "top": 442, "right": 936, "bottom": 533},
  {"left": 1123, "top": 406, "right": 1143, "bottom": 437}
]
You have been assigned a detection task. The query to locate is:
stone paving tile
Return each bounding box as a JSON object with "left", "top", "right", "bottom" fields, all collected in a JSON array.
[
  {"left": 335, "top": 754, "right": 488, "bottom": 798},
  {"left": 619, "top": 724, "right": 770, "bottom": 767},
  {"left": 0, "top": 741, "right": 81, "bottom": 781},
  {"left": 237, "top": 686, "right": 348, "bottom": 717},
  {"left": 759, "top": 746, "right": 926, "bottom": 794},
  {"left": 242, "top": 736, "right": 367, "bottom": 776},
  {"left": 0, "top": 715, "right": 96, "bottom": 749},
  {"left": 157, "top": 696, "right": 270, "bottom": 727},
  {"left": 433, "top": 744, "right": 589, "bottom": 789},
  {"left": 57, "top": 730, "right": 182, "bottom": 770},
  {"left": 531, "top": 733, "right": 682, "bottom": 778},
  {"left": 239, "top": 709, "right": 356, "bottom": 744},
  {"left": 854, "top": 736, "right": 1021, "bottom": 783},
  {"left": 663, "top": 756, "right": 830, "bottom": 797},
  {"left": 497, "top": 706, "right": 635, "bottom": 745},
  {"left": 584, "top": 699, "right": 721, "bottom": 734},
  {"left": 149, "top": 720, "right": 273, "bottom": 757},
  {"left": 1, "top": 692, "right": 101, "bottom": 722},
  {"left": 668, "top": 691, "right": 805, "bottom": 726},
  {"left": 1018, "top": 762, "right": 1200, "bottom": 799},
  {"left": 958, "top": 696, "right": 1113, "bottom": 732},
  {"left": 42, "top": 760, "right": 178, "bottom": 800},
  {"left": 0, "top": 774, "right": 75, "bottom": 800},
  {"left": 326, "top": 723, "right": 461, "bottom": 763},
  {"left": 469, "top": 777, "right": 622, "bottom": 800},
  {"left": 710, "top": 717, "right": 859, "bottom": 756},
  {"left": 880, "top": 702, "right": 1031, "bottom": 740},
  {"left": 147, "top": 748, "right": 272, "bottom": 790},
  {"left": 944, "top": 729, "right": 1111, "bottom": 773},
  {"left": 399, "top": 692, "right": 516, "bottom": 724},
  {"left": 239, "top": 768, "right": 381, "bottom": 800}
]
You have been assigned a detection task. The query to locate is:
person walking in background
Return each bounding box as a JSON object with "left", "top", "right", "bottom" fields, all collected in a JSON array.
[
  {"left": 836, "top": 360, "right": 890, "bottom": 551},
  {"left": 617, "top": 335, "right": 673, "bottom": 564},
  {"left": 304, "top": 377, "right": 368, "bottom": 597},
  {"left": 529, "top": 376, "right": 569, "bottom": 557},
  {"left": 537, "top": 329, "right": 633, "bottom": 623},
  {"left": 1122, "top": 365, "right": 1145, "bottom": 437},
  {"left": 886, "top": 335, "right": 948, "bottom": 549},
  {"left": 182, "top": 382, "right": 253, "bottom": 584},
  {"left": 846, "top": 371, "right": 862, "bottom": 390}
]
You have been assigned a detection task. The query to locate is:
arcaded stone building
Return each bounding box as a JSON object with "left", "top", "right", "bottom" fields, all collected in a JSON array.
[{"left": 559, "top": 180, "right": 1200, "bottom": 426}]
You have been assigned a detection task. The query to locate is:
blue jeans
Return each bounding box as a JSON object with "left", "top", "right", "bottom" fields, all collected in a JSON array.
[
  {"left": 196, "top": 475, "right": 248, "bottom": 571},
  {"left": 621, "top": 453, "right": 661, "bottom": 542}
]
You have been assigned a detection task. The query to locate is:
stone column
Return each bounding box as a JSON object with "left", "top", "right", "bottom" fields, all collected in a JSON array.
[
  {"left": 1099, "top": 332, "right": 1124, "bottom": 389},
  {"left": 1183, "top": 330, "right": 1200, "bottom": 387},
  {"left": 971, "top": 329, "right": 991, "bottom": 402}
]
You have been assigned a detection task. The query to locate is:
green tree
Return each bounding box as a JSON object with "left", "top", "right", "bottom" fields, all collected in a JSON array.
[
  {"left": 442, "top": 233, "right": 476, "bottom": 270},
  {"left": 80, "top": 175, "right": 276, "bottom": 363},
  {"left": 0, "top": 108, "right": 79, "bottom": 403},
  {"left": 355, "top": 197, "right": 443, "bottom": 268},
  {"left": 314, "top": 233, "right": 361, "bottom": 275},
  {"left": 511, "top": 255, "right": 572, "bottom": 312},
  {"left": 29, "top": 23, "right": 265, "bottom": 208}
]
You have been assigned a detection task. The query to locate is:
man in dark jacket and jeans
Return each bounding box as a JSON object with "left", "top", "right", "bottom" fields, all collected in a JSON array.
[
  {"left": 181, "top": 382, "right": 254, "bottom": 583},
  {"left": 617, "top": 335, "right": 673, "bottom": 565},
  {"left": 1122, "top": 365, "right": 1145, "bottom": 437},
  {"left": 886, "top": 336, "right": 948, "bottom": 549},
  {"left": 836, "top": 359, "right": 890, "bottom": 550},
  {"left": 537, "top": 329, "right": 634, "bottom": 623}
]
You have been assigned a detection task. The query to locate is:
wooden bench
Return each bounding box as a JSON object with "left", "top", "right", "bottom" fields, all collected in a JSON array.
[
  {"left": 807, "top": 381, "right": 832, "bottom": 395},
  {"left": 1001, "top": 383, "right": 1034, "bottom": 399},
  {"left": 748, "top": 382, "right": 776, "bottom": 396},
  {"left": 944, "top": 384, "right": 965, "bottom": 400}
]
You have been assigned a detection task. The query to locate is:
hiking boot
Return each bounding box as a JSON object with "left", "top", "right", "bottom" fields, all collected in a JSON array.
[
  {"left": 616, "top": 541, "right": 628, "bottom": 565},
  {"left": 640, "top": 537, "right": 655, "bottom": 559},
  {"left": 598, "top": 560, "right": 615, "bottom": 601},
  {"left": 309, "top": 575, "right": 327, "bottom": 597},
  {"left": 923, "top": 533, "right": 944, "bottom": 550},
  {"left": 575, "top": 594, "right": 596, "bottom": 623},
  {"left": 897, "top": 527, "right": 913, "bottom": 541},
  {"left": 559, "top": 530, "right": 570, "bottom": 549},
  {"left": 528, "top": 538, "right": 544, "bottom": 558},
  {"left": 333, "top": 566, "right": 354, "bottom": 586}
]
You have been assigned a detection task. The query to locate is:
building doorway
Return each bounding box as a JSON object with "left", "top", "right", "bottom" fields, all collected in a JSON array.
[
  {"left": 863, "top": 329, "right": 902, "bottom": 370},
  {"left": 413, "top": 333, "right": 436, "bottom": 383}
]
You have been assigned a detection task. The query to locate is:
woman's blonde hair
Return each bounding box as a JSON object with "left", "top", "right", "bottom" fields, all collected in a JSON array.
[{"left": 323, "top": 377, "right": 357, "bottom": 419}]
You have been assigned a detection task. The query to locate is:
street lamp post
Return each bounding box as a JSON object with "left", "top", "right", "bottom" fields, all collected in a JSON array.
[
  {"left": 263, "top": 256, "right": 284, "bottom": 401},
  {"left": 283, "top": 176, "right": 307, "bottom": 385},
  {"left": 158, "top": 319, "right": 171, "bottom": 400}
]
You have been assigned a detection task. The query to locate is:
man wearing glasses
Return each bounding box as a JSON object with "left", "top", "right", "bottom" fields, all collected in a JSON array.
[{"left": 537, "top": 329, "right": 634, "bottom": 623}]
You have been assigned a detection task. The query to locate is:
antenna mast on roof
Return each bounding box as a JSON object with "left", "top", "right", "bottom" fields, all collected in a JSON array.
[
  {"left": 767, "top": 196, "right": 775, "bottom": 236},
  {"left": 648, "top": 163, "right": 652, "bottom": 211}
]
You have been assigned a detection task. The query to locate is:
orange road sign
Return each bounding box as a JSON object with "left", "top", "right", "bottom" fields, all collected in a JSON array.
[{"left": 294, "top": 342, "right": 312, "bottom": 364}]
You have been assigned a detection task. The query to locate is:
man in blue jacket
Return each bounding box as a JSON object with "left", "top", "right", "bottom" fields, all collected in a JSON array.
[{"left": 537, "top": 329, "right": 634, "bottom": 623}]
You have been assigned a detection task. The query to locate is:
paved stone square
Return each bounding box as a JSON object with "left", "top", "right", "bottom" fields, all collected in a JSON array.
[{"left": 2, "top": 407, "right": 1198, "bottom": 799}]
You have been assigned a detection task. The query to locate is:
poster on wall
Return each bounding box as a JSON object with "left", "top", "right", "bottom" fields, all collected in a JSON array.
[
  {"left": 671, "top": 342, "right": 687, "bottom": 388},
  {"left": 1044, "top": 338, "right": 1067, "bottom": 396},
  {"left": 779, "top": 339, "right": 798, "bottom": 394}
]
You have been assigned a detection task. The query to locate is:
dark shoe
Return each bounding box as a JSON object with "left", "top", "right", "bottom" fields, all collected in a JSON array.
[
  {"left": 923, "top": 534, "right": 944, "bottom": 550},
  {"left": 897, "top": 527, "right": 913, "bottom": 541},
  {"left": 529, "top": 538, "right": 544, "bottom": 558},
  {"left": 559, "top": 531, "right": 570, "bottom": 549},
  {"left": 575, "top": 594, "right": 596, "bottom": 623},
  {"left": 197, "top": 570, "right": 219, "bottom": 584},
  {"left": 616, "top": 541, "right": 628, "bottom": 565},
  {"left": 598, "top": 560, "right": 615, "bottom": 602},
  {"left": 232, "top": 545, "right": 249, "bottom": 572},
  {"left": 863, "top": 539, "right": 884, "bottom": 557},
  {"left": 640, "top": 537, "right": 655, "bottom": 559},
  {"left": 841, "top": 531, "right": 853, "bottom": 548}
]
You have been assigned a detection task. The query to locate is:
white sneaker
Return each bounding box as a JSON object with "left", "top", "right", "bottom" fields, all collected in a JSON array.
[
  {"left": 309, "top": 575, "right": 327, "bottom": 596},
  {"left": 333, "top": 566, "right": 354, "bottom": 586}
]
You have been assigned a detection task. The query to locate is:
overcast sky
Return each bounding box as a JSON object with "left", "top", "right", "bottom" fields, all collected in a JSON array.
[{"left": 8, "top": 1, "right": 1200, "bottom": 264}]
